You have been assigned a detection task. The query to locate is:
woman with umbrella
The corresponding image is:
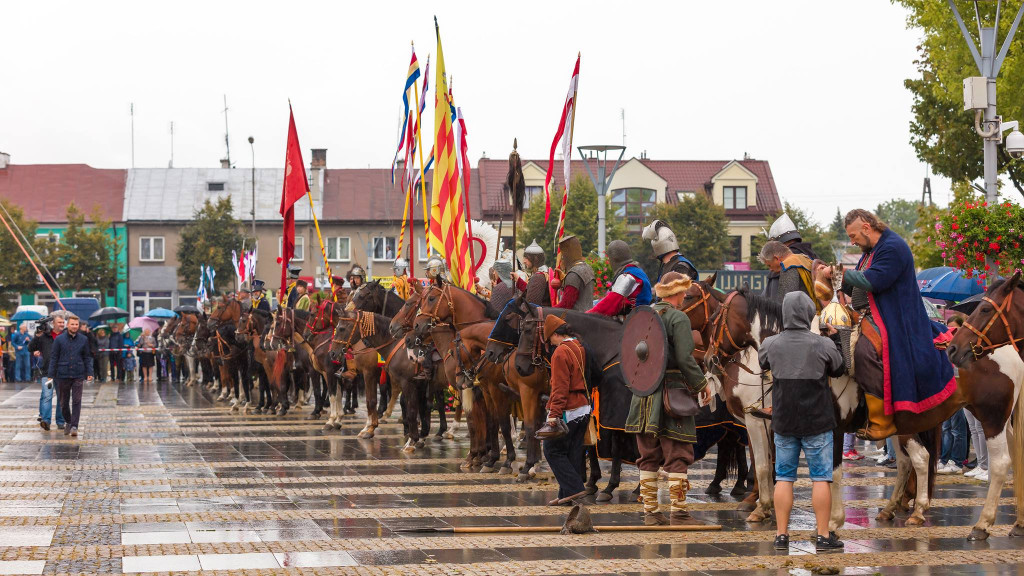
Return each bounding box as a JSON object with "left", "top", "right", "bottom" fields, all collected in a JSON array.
[{"left": 137, "top": 329, "right": 156, "bottom": 383}]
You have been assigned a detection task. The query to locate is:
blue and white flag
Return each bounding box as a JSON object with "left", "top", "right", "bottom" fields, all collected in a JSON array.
[{"left": 206, "top": 266, "right": 216, "bottom": 294}]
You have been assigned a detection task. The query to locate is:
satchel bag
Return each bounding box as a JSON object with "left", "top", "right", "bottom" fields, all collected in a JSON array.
[
  {"left": 564, "top": 341, "right": 598, "bottom": 446},
  {"left": 662, "top": 384, "right": 700, "bottom": 419}
]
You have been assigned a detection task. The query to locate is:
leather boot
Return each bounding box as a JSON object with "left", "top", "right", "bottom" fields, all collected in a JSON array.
[
  {"left": 856, "top": 393, "right": 897, "bottom": 441},
  {"left": 639, "top": 471, "right": 667, "bottom": 526},
  {"left": 668, "top": 472, "right": 705, "bottom": 526}
]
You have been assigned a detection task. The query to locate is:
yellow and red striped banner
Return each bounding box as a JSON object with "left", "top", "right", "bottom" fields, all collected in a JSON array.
[{"left": 428, "top": 20, "right": 473, "bottom": 291}]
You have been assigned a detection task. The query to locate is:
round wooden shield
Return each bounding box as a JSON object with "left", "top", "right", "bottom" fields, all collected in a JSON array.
[{"left": 620, "top": 305, "right": 668, "bottom": 397}]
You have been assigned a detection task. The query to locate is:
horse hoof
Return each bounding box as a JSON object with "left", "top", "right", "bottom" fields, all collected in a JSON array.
[
  {"left": 277, "top": 409, "right": 288, "bottom": 417},
  {"left": 745, "top": 510, "right": 769, "bottom": 523},
  {"left": 705, "top": 483, "right": 722, "bottom": 496},
  {"left": 378, "top": 418, "right": 387, "bottom": 424},
  {"left": 498, "top": 466, "right": 512, "bottom": 475},
  {"left": 443, "top": 431, "right": 454, "bottom": 440},
  {"left": 730, "top": 485, "right": 748, "bottom": 497},
  {"left": 968, "top": 527, "right": 991, "bottom": 541},
  {"left": 415, "top": 440, "right": 425, "bottom": 449},
  {"left": 307, "top": 412, "right": 321, "bottom": 420},
  {"left": 479, "top": 465, "right": 495, "bottom": 473},
  {"left": 905, "top": 515, "right": 925, "bottom": 527},
  {"left": 584, "top": 485, "right": 598, "bottom": 495},
  {"left": 433, "top": 434, "right": 444, "bottom": 442},
  {"left": 528, "top": 466, "right": 538, "bottom": 478},
  {"left": 875, "top": 510, "right": 895, "bottom": 522},
  {"left": 460, "top": 463, "right": 472, "bottom": 472},
  {"left": 737, "top": 501, "right": 755, "bottom": 512},
  {"left": 332, "top": 422, "right": 342, "bottom": 430},
  {"left": 595, "top": 491, "right": 613, "bottom": 503},
  {"left": 1010, "top": 525, "right": 1024, "bottom": 538},
  {"left": 402, "top": 445, "right": 415, "bottom": 454}
]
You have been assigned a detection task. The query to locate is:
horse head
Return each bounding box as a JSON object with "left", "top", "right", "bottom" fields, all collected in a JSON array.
[
  {"left": 704, "top": 287, "right": 769, "bottom": 366},
  {"left": 412, "top": 284, "right": 449, "bottom": 342},
  {"left": 390, "top": 283, "right": 423, "bottom": 337},
  {"left": 328, "top": 311, "right": 361, "bottom": 363},
  {"left": 680, "top": 273, "right": 721, "bottom": 333},
  {"left": 485, "top": 294, "right": 528, "bottom": 364},
  {"left": 514, "top": 310, "right": 544, "bottom": 377},
  {"left": 948, "top": 271, "right": 1024, "bottom": 366}
]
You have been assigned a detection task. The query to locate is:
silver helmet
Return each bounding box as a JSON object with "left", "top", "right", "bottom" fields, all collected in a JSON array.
[
  {"left": 641, "top": 220, "right": 679, "bottom": 258},
  {"left": 425, "top": 256, "right": 446, "bottom": 279},
  {"left": 606, "top": 240, "right": 633, "bottom": 274},
  {"left": 767, "top": 213, "right": 801, "bottom": 244},
  {"left": 393, "top": 258, "right": 409, "bottom": 274},
  {"left": 524, "top": 239, "right": 545, "bottom": 256}
]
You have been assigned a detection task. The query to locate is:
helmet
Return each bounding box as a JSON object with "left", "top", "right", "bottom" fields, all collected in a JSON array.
[
  {"left": 558, "top": 235, "right": 584, "bottom": 269},
  {"left": 426, "top": 256, "right": 446, "bottom": 279},
  {"left": 768, "top": 213, "right": 802, "bottom": 244},
  {"left": 393, "top": 258, "right": 409, "bottom": 274},
  {"left": 641, "top": 220, "right": 679, "bottom": 258},
  {"left": 348, "top": 265, "right": 366, "bottom": 280},
  {"left": 820, "top": 302, "right": 853, "bottom": 328},
  {"left": 492, "top": 260, "right": 513, "bottom": 284},
  {"left": 606, "top": 240, "right": 633, "bottom": 274}
]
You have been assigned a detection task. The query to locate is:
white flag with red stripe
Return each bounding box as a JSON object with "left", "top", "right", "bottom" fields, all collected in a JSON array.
[{"left": 543, "top": 54, "right": 580, "bottom": 224}]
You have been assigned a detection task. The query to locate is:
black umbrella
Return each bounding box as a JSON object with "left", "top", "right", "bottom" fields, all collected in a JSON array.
[
  {"left": 173, "top": 304, "right": 201, "bottom": 314},
  {"left": 89, "top": 307, "right": 129, "bottom": 322},
  {"left": 949, "top": 292, "right": 986, "bottom": 315}
]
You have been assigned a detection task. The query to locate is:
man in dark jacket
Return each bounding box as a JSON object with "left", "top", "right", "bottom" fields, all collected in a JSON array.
[
  {"left": 30, "top": 315, "right": 65, "bottom": 431},
  {"left": 758, "top": 291, "right": 845, "bottom": 552},
  {"left": 108, "top": 325, "right": 124, "bottom": 381},
  {"left": 48, "top": 315, "right": 93, "bottom": 437}
]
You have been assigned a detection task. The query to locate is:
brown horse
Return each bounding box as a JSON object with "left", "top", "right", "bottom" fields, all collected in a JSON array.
[
  {"left": 208, "top": 297, "right": 245, "bottom": 404},
  {"left": 172, "top": 314, "right": 200, "bottom": 387},
  {"left": 946, "top": 271, "right": 1024, "bottom": 539},
  {"left": 238, "top": 309, "right": 280, "bottom": 414},
  {"left": 270, "top": 307, "right": 319, "bottom": 417},
  {"left": 299, "top": 299, "right": 347, "bottom": 423},
  {"left": 327, "top": 310, "right": 396, "bottom": 438}
]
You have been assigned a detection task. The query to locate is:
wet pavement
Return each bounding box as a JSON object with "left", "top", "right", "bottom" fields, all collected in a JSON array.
[{"left": 0, "top": 379, "right": 1019, "bottom": 574}]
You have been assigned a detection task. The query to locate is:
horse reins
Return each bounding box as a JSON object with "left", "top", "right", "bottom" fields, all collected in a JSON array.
[{"left": 963, "top": 289, "right": 1024, "bottom": 357}]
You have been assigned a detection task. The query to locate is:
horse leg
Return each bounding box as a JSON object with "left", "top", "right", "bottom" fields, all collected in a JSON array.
[
  {"left": 744, "top": 415, "right": 774, "bottom": 523},
  {"left": 903, "top": 434, "right": 935, "bottom": 526},
  {"left": 707, "top": 433, "right": 730, "bottom": 496},
  {"left": 733, "top": 435, "right": 750, "bottom": 496},
  {"left": 515, "top": 387, "right": 541, "bottom": 482},
  {"left": 583, "top": 447, "right": 600, "bottom": 493},
  {"left": 597, "top": 454, "right": 622, "bottom": 502},
  {"left": 385, "top": 375, "right": 401, "bottom": 422},
  {"left": 358, "top": 368, "right": 379, "bottom": 438},
  {"left": 434, "top": 388, "right": 448, "bottom": 440},
  {"left": 877, "top": 437, "right": 913, "bottom": 522},
  {"left": 401, "top": 379, "right": 420, "bottom": 454},
  {"left": 967, "top": 427, "right": 1009, "bottom": 540},
  {"left": 377, "top": 374, "right": 390, "bottom": 422}
]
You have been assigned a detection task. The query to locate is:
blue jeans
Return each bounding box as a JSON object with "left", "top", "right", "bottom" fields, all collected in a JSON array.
[
  {"left": 14, "top": 352, "right": 30, "bottom": 382},
  {"left": 775, "top": 431, "right": 834, "bottom": 482},
  {"left": 941, "top": 408, "right": 968, "bottom": 464},
  {"left": 39, "top": 378, "right": 65, "bottom": 427}
]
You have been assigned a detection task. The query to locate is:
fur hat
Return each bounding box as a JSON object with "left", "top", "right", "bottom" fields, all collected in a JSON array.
[
  {"left": 542, "top": 315, "right": 567, "bottom": 342},
  {"left": 654, "top": 271, "right": 693, "bottom": 298}
]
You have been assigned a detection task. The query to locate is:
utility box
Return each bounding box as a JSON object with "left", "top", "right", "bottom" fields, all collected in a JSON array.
[{"left": 964, "top": 77, "right": 989, "bottom": 111}]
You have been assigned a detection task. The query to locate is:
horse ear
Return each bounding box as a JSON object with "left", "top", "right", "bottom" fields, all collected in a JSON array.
[
  {"left": 1007, "top": 270, "right": 1022, "bottom": 293},
  {"left": 704, "top": 272, "right": 717, "bottom": 287}
]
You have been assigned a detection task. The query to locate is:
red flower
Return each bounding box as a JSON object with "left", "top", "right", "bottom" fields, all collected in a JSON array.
[
  {"left": 989, "top": 242, "right": 1001, "bottom": 251},
  {"left": 952, "top": 223, "right": 960, "bottom": 230},
  {"left": 984, "top": 265, "right": 991, "bottom": 271}
]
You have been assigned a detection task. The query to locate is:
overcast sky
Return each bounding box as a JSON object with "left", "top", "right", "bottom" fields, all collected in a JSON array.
[{"left": 2, "top": 1, "right": 960, "bottom": 224}]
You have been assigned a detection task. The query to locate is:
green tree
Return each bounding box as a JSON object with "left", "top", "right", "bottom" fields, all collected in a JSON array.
[
  {"left": 896, "top": 1, "right": 1024, "bottom": 199},
  {"left": 875, "top": 198, "right": 920, "bottom": 239},
  {"left": 910, "top": 202, "right": 945, "bottom": 269},
  {"left": 177, "top": 198, "right": 247, "bottom": 291},
  {"left": 0, "top": 200, "right": 45, "bottom": 310},
  {"left": 57, "top": 203, "right": 123, "bottom": 303},
  {"left": 749, "top": 202, "right": 833, "bottom": 269},
  {"left": 625, "top": 194, "right": 731, "bottom": 277},
  {"left": 828, "top": 208, "right": 845, "bottom": 242},
  {"left": 519, "top": 176, "right": 624, "bottom": 262}
]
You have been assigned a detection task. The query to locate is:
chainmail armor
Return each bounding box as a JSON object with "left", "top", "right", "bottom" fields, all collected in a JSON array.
[{"left": 562, "top": 262, "right": 595, "bottom": 311}]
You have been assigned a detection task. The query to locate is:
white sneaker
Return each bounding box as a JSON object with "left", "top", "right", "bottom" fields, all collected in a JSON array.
[
  {"left": 975, "top": 470, "right": 989, "bottom": 482},
  {"left": 947, "top": 461, "right": 963, "bottom": 475},
  {"left": 965, "top": 467, "right": 981, "bottom": 478},
  {"left": 875, "top": 453, "right": 890, "bottom": 463},
  {"left": 938, "top": 461, "right": 956, "bottom": 474}
]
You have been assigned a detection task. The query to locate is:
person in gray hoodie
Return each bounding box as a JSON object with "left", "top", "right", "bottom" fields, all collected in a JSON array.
[{"left": 758, "top": 291, "right": 845, "bottom": 553}]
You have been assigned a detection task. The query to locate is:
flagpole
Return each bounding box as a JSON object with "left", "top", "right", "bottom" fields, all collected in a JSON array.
[
  {"left": 554, "top": 53, "right": 580, "bottom": 263},
  {"left": 412, "top": 72, "right": 430, "bottom": 257},
  {"left": 305, "top": 191, "right": 337, "bottom": 301},
  {"left": 407, "top": 181, "right": 416, "bottom": 278}
]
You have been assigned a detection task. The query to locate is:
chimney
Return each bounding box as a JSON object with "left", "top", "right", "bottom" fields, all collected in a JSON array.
[
  {"left": 220, "top": 158, "right": 231, "bottom": 169},
  {"left": 0, "top": 152, "right": 8, "bottom": 169},
  {"left": 310, "top": 148, "right": 326, "bottom": 202}
]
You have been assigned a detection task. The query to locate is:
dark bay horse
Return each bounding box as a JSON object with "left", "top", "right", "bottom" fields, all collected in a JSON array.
[
  {"left": 208, "top": 297, "right": 246, "bottom": 405},
  {"left": 301, "top": 299, "right": 347, "bottom": 423},
  {"left": 350, "top": 280, "right": 405, "bottom": 318},
  {"left": 238, "top": 309, "right": 279, "bottom": 414},
  {"left": 270, "top": 307, "right": 318, "bottom": 417},
  {"left": 327, "top": 310, "right": 396, "bottom": 438}
]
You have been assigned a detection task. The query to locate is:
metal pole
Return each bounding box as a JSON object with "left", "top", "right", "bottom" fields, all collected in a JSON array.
[
  {"left": 248, "top": 137, "right": 256, "bottom": 238},
  {"left": 982, "top": 27, "right": 999, "bottom": 204},
  {"left": 597, "top": 162, "right": 606, "bottom": 256}
]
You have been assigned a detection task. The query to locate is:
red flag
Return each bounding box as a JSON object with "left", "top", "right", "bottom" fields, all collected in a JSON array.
[
  {"left": 544, "top": 54, "right": 580, "bottom": 224},
  {"left": 279, "top": 104, "right": 309, "bottom": 293}
]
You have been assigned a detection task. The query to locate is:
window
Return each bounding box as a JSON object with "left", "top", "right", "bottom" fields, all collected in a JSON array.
[
  {"left": 139, "top": 237, "right": 165, "bottom": 262},
  {"left": 723, "top": 186, "right": 747, "bottom": 210},
  {"left": 35, "top": 232, "right": 59, "bottom": 244},
  {"left": 728, "top": 236, "right": 743, "bottom": 262},
  {"left": 207, "top": 182, "right": 225, "bottom": 192},
  {"left": 676, "top": 191, "right": 695, "bottom": 202},
  {"left": 177, "top": 296, "right": 198, "bottom": 308},
  {"left": 372, "top": 236, "right": 397, "bottom": 261},
  {"left": 278, "top": 235, "right": 305, "bottom": 261},
  {"left": 326, "top": 237, "right": 351, "bottom": 262},
  {"left": 416, "top": 237, "right": 443, "bottom": 262},
  {"left": 610, "top": 188, "right": 657, "bottom": 233},
  {"left": 521, "top": 186, "right": 544, "bottom": 209}
]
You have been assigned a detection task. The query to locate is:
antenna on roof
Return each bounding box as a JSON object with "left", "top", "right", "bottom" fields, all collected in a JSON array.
[
  {"left": 222, "top": 94, "right": 232, "bottom": 168},
  {"left": 168, "top": 121, "right": 174, "bottom": 168},
  {"left": 621, "top": 108, "right": 626, "bottom": 147},
  {"left": 130, "top": 103, "right": 135, "bottom": 169}
]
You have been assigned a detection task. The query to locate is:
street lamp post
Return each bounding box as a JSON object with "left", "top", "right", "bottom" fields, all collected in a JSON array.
[
  {"left": 248, "top": 136, "right": 256, "bottom": 239},
  {"left": 577, "top": 145, "right": 626, "bottom": 257}
]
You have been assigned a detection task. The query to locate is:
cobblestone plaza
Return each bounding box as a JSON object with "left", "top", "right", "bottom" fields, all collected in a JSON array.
[{"left": 0, "top": 380, "right": 1019, "bottom": 575}]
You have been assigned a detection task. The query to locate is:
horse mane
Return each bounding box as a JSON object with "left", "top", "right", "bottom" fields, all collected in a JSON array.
[{"left": 737, "top": 286, "right": 783, "bottom": 335}]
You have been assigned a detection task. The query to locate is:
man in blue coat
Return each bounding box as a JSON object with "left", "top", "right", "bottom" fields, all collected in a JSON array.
[
  {"left": 48, "top": 315, "right": 93, "bottom": 437},
  {"left": 11, "top": 323, "right": 31, "bottom": 382},
  {"left": 588, "top": 240, "right": 652, "bottom": 316},
  {"left": 819, "top": 209, "right": 956, "bottom": 440}
]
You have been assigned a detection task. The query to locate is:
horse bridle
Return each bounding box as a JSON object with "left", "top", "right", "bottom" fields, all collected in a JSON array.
[
  {"left": 706, "top": 291, "right": 749, "bottom": 362},
  {"left": 962, "top": 289, "right": 1024, "bottom": 358}
]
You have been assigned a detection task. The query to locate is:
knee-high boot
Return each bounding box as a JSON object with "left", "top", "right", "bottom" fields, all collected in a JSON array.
[
  {"left": 639, "top": 470, "right": 667, "bottom": 526},
  {"left": 857, "top": 393, "right": 897, "bottom": 441},
  {"left": 668, "top": 472, "right": 705, "bottom": 525}
]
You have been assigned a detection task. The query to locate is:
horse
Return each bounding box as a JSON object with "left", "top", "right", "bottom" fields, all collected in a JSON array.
[
  {"left": 302, "top": 299, "right": 347, "bottom": 426},
  {"left": 326, "top": 310, "right": 395, "bottom": 438},
  {"left": 238, "top": 308, "right": 279, "bottom": 414},
  {"left": 270, "top": 307, "right": 317, "bottom": 417},
  {"left": 350, "top": 279, "right": 405, "bottom": 318},
  {"left": 208, "top": 297, "right": 246, "bottom": 405},
  {"left": 172, "top": 314, "right": 200, "bottom": 387},
  {"left": 946, "top": 271, "right": 1024, "bottom": 540},
  {"left": 484, "top": 294, "right": 640, "bottom": 500}
]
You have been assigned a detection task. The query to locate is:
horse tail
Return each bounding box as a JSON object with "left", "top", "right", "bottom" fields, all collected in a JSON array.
[
  {"left": 272, "top": 349, "right": 288, "bottom": 390},
  {"left": 916, "top": 426, "right": 940, "bottom": 500},
  {"left": 1012, "top": 378, "right": 1024, "bottom": 519}
]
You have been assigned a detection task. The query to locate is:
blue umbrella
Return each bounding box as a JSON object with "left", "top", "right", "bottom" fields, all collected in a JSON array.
[
  {"left": 917, "top": 266, "right": 984, "bottom": 302},
  {"left": 11, "top": 310, "right": 44, "bottom": 322},
  {"left": 145, "top": 307, "right": 177, "bottom": 319}
]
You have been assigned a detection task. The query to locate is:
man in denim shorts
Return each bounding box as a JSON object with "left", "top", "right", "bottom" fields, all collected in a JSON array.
[{"left": 759, "top": 291, "right": 846, "bottom": 552}]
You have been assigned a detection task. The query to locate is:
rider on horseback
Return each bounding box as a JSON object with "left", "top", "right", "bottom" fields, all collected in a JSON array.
[
  {"left": 347, "top": 265, "right": 367, "bottom": 290},
  {"left": 487, "top": 260, "right": 516, "bottom": 317},
  {"left": 248, "top": 279, "right": 271, "bottom": 313},
  {"left": 391, "top": 258, "right": 413, "bottom": 300},
  {"left": 642, "top": 220, "right": 699, "bottom": 282},
  {"left": 517, "top": 240, "right": 551, "bottom": 306},
  {"left": 552, "top": 235, "right": 595, "bottom": 311},
  {"left": 425, "top": 256, "right": 449, "bottom": 287},
  {"left": 759, "top": 240, "right": 821, "bottom": 312},
  {"left": 283, "top": 265, "right": 302, "bottom": 308},
  {"left": 818, "top": 209, "right": 957, "bottom": 441},
  {"left": 588, "top": 240, "right": 652, "bottom": 317},
  {"left": 764, "top": 213, "right": 820, "bottom": 300}
]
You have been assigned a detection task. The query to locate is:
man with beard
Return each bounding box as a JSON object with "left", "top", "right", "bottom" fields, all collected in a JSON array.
[
  {"left": 763, "top": 214, "right": 819, "bottom": 300},
  {"left": 817, "top": 209, "right": 955, "bottom": 440}
]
